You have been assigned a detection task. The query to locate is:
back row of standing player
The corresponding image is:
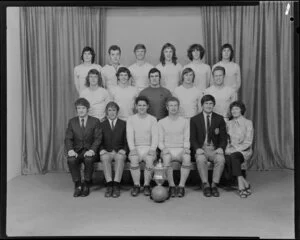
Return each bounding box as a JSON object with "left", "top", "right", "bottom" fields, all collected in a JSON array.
[{"left": 74, "top": 43, "right": 240, "bottom": 121}]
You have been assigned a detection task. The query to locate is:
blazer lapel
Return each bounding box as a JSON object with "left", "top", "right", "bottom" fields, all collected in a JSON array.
[
  {"left": 83, "top": 116, "right": 92, "bottom": 137},
  {"left": 199, "top": 112, "right": 206, "bottom": 138},
  {"left": 209, "top": 113, "right": 216, "bottom": 137}
]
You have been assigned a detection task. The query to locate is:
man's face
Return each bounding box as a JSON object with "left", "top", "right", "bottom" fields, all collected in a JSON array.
[
  {"left": 107, "top": 107, "right": 118, "bottom": 120},
  {"left": 163, "top": 47, "right": 173, "bottom": 62},
  {"left": 222, "top": 48, "right": 231, "bottom": 60},
  {"left": 183, "top": 71, "right": 194, "bottom": 84},
  {"left": 88, "top": 74, "right": 99, "bottom": 86},
  {"left": 83, "top": 51, "right": 92, "bottom": 63},
  {"left": 136, "top": 100, "right": 148, "bottom": 115},
  {"left": 76, "top": 105, "right": 88, "bottom": 118},
  {"left": 118, "top": 72, "right": 129, "bottom": 85},
  {"left": 109, "top": 50, "right": 121, "bottom": 64},
  {"left": 135, "top": 49, "right": 146, "bottom": 61},
  {"left": 192, "top": 49, "right": 200, "bottom": 60},
  {"left": 202, "top": 100, "right": 214, "bottom": 114},
  {"left": 167, "top": 101, "right": 179, "bottom": 115},
  {"left": 149, "top": 72, "right": 160, "bottom": 87},
  {"left": 213, "top": 70, "right": 225, "bottom": 86}
]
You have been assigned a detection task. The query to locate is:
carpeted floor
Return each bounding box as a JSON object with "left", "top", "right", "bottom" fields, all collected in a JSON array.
[{"left": 6, "top": 169, "right": 294, "bottom": 238}]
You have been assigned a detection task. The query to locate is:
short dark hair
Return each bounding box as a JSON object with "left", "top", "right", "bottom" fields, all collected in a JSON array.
[
  {"left": 229, "top": 101, "right": 246, "bottom": 116},
  {"left": 212, "top": 66, "right": 226, "bottom": 75},
  {"left": 166, "top": 96, "right": 180, "bottom": 106},
  {"left": 148, "top": 67, "right": 161, "bottom": 80},
  {"left": 135, "top": 95, "right": 150, "bottom": 105},
  {"left": 201, "top": 94, "right": 216, "bottom": 106},
  {"left": 108, "top": 45, "right": 121, "bottom": 54},
  {"left": 75, "top": 98, "right": 90, "bottom": 109},
  {"left": 134, "top": 44, "right": 146, "bottom": 52},
  {"left": 219, "top": 43, "right": 234, "bottom": 61},
  {"left": 181, "top": 67, "right": 195, "bottom": 84},
  {"left": 85, "top": 69, "right": 103, "bottom": 87},
  {"left": 105, "top": 101, "right": 120, "bottom": 114},
  {"left": 81, "top": 46, "right": 96, "bottom": 63},
  {"left": 187, "top": 44, "right": 205, "bottom": 60},
  {"left": 159, "top": 43, "right": 178, "bottom": 66},
  {"left": 116, "top": 67, "right": 132, "bottom": 80}
]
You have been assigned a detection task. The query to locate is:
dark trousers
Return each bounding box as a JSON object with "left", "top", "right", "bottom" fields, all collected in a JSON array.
[
  {"left": 224, "top": 152, "right": 244, "bottom": 178},
  {"left": 67, "top": 149, "right": 96, "bottom": 183}
]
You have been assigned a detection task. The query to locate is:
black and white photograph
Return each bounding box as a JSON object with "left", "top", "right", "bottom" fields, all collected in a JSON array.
[{"left": 2, "top": 0, "right": 298, "bottom": 238}]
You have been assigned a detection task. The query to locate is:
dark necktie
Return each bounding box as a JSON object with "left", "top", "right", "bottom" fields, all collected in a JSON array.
[
  {"left": 207, "top": 114, "right": 211, "bottom": 144},
  {"left": 81, "top": 118, "right": 85, "bottom": 129}
]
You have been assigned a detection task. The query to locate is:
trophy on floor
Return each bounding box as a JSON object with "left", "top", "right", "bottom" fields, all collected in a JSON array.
[{"left": 150, "top": 159, "right": 168, "bottom": 202}]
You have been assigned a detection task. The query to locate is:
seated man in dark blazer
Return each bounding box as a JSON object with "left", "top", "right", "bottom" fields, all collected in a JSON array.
[
  {"left": 190, "top": 94, "right": 227, "bottom": 197},
  {"left": 99, "top": 102, "right": 128, "bottom": 198},
  {"left": 65, "top": 98, "right": 102, "bottom": 197}
]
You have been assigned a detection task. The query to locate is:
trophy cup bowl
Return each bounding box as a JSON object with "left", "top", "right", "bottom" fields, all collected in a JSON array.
[{"left": 151, "top": 159, "right": 168, "bottom": 202}]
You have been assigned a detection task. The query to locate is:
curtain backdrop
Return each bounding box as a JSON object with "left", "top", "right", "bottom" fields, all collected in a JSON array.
[
  {"left": 201, "top": 1, "right": 294, "bottom": 170},
  {"left": 20, "top": 4, "right": 294, "bottom": 174},
  {"left": 20, "top": 7, "right": 106, "bottom": 174}
]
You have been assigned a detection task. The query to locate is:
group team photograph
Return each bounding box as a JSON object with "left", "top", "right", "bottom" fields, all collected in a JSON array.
[{"left": 4, "top": 2, "right": 296, "bottom": 238}]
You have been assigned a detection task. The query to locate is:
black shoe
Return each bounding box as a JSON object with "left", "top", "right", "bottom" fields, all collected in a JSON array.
[
  {"left": 211, "top": 186, "right": 220, "bottom": 197},
  {"left": 169, "top": 186, "right": 176, "bottom": 198},
  {"left": 131, "top": 185, "right": 140, "bottom": 197},
  {"left": 177, "top": 187, "right": 185, "bottom": 197},
  {"left": 143, "top": 185, "right": 151, "bottom": 196},
  {"left": 73, "top": 181, "right": 82, "bottom": 197},
  {"left": 81, "top": 181, "right": 90, "bottom": 197},
  {"left": 202, "top": 183, "right": 211, "bottom": 197},
  {"left": 105, "top": 182, "right": 113, "bottom": 197},
  {"left": 112, "top": 182, "right": 121, "bottom": 198}
]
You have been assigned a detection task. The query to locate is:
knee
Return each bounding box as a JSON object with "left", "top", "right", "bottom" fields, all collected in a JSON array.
[
  {"left": 67, "top": 156, "right": 77, "bottom": 164},
  {"left": 196, "top": 155, "right": 207, "bottom": 164},
  {"left": 145, "top": 156, "right": 155, "bottom": 168},
  {"left": 129, "top": 155, "right": 139, "bottom": 167},
  {"left": 182, "top": 154, "right": 191, "bottom": 166},
  {"left": 100, "top": 153, "right": 111, "bottom": 163},
  {"left": 115, "top": 153, "right": 126, "bottom": 163},
  {"left": 84, "top": 156, "right": 95, "bottom": 164},
  {"left": 162, "top": 154, "right": 171, "bottom": 167},
  {"left": 215, "top": 155, "right": 225, "bottom": 165}
]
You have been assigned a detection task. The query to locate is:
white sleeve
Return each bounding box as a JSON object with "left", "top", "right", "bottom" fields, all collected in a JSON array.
[
  {"left": 183, "top": 119, "right": 190, "bottom": 149},
  {"left": 150, "top": 117, "right": 159, "bottom": 151},
  {"left": 126, "top": 117, "right": 136, "bottom": 151},
  {"left": 74, "top": 66, "right": 80, "bottom": 93},
  {"left": 235, "top": 64, "right": 241, "bottom": 91},
  {"left": 158, "top": 120, "right": 165, "bottom": 150}
]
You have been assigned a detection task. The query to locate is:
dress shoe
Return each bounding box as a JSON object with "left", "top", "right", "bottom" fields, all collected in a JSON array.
[
  {"left": 211, "top": 186, "right": 220, "bottom": 197},
  {"left": 169, "top": 186, "right": 176, "bottom": 198},
  {"left": 131, "top": 185, "right": 140, "bottom": 197},
  {"left": 81, "top": 181, "right": 90, "bottom": 197},
  {"left": 73, "top": 181, "right": 82, "bottom": 197},
  {"left": 202, "top": 183, "right": 211, "bottom": 197},
  {"left": 105, "top": 186, "right": 113, "bottom": 198},
  {"left": 245, "top": 184, "right": 252, "bottom": 196},
  {"left": 112, "top": 182, "right": 121, "bottom": 198},
  {"left": 143, "top": 185, "right": 151, "bottom": 196},
  {"left": 177, "top": 187, "right": 185, "bottom": 197}
]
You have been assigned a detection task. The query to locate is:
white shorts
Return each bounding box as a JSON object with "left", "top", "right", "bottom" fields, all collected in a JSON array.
[
  {"left": 162, "top": 148, "right": 184, "bottom": 161},
  {"left": 135, "top": 146, "right": 157, "bottom": 162},
  {"left": 100, "top": 151, "right": 122, "bottom": 161}
]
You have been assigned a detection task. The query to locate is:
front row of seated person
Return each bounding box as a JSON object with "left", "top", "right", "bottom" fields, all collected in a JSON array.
[{"left": 65, "top": 94, "right": 253, "bottom": 199}]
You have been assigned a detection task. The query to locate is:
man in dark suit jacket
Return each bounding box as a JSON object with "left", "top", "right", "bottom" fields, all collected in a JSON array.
[
  {"left": 190, "top": 94, "right": 227, "bottom": 197},
  {"left": 65, "top": 98, "right": 102, "bottom": 197},
  {"left": 99, "top": 101, "right": 128, "bottom": 198}
]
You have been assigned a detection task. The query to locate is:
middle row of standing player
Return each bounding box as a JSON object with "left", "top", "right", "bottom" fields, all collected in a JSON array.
[
  {"left": 75, "top": 43, "right": 241, "bottom": 116},
  {"left": 80, "top": 65, "right": 237, "bottom": 122}
]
